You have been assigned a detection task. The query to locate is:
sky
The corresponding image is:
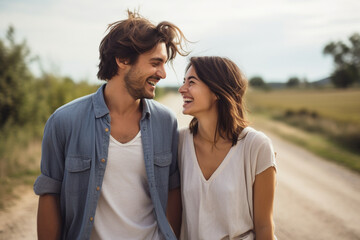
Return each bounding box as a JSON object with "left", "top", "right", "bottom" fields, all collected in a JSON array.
[{"left": 1, "top": 0, "right": 359, "bottom": 87}]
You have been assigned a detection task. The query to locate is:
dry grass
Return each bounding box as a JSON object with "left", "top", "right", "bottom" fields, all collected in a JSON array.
[
  {"left": 246, "top": 88, "right": 360, "bottom": 173},
  {"left": 246, "top": 88, "right": 360, "bottom": 125},
  {"left": 0, "top": 134, "right": 41, "bottom": 209},
  {"left": 249, "top": 113, "right": 360, "bottom": 173}
]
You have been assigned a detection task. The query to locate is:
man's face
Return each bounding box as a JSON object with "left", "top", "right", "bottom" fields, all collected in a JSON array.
[{"left": 124, "top": 42, "right": 168, "bottom": 99}]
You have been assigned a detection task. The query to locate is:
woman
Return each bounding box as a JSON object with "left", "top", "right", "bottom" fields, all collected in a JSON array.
[{"left": 178, "top": 56, "right": 277, "bottom": 240}]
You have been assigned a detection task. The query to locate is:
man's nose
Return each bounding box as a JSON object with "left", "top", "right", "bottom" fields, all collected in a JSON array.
[{"left": 157, "top": 65, "right": 166, "bottom": 79}]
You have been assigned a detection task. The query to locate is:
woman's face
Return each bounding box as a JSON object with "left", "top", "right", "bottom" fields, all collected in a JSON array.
[{"left": 178, "top": 66, "right": 217, "bottom": 118}]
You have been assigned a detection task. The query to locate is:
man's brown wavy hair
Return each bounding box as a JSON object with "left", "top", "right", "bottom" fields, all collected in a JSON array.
[
  {"left": 186, "top": 56, "right": 249, "bottom": 146},
  {"left": 97, "top": 10, "right": 189, "bottom": 81}
]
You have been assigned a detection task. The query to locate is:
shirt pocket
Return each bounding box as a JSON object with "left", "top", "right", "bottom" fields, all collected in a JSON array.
[
  {"left": 153, "top": 152, "right": 172, "bottom": 188},
  {"left": 64, "top": 156, "right": 91, "bottom": 195}
]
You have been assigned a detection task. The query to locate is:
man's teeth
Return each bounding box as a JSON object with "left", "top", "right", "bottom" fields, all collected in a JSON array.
[{"left": 147, "top": 80, "right": 157, "bottom": 86}]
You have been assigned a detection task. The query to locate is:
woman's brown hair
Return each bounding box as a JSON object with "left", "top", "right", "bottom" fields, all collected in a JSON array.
[
  {"left": 97, "top": 10, "right": 188, "bottom": 80},
  {"left": 186, "top": 56, "right": 249, "bottom": 146}
]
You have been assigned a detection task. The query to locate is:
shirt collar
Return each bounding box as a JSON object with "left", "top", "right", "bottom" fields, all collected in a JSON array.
[
  {"left": 141, "top": 98, "right": 151, "bottom": 120},
  {"left": 92, "top": 84, "right": 109, "bottom": 118},
  {"left": 93, "top": 84, "right": 151, "bottom": 119}
]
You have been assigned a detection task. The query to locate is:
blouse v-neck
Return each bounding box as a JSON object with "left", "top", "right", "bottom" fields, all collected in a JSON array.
[{"left": 188, "top": 132, "right": 236, "bottom": 183}]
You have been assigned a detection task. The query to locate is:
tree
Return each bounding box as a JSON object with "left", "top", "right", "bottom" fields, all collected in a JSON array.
[
  {"left": 249, "top": 76, "right": 267, "bottom": 89},
  {"left": 323, "top": 33, "right": 360, "bottom": 88},
  {"left": 0, "top": 26, "right": 33, "bottom": 127},
  {"left": 286, "top": 77, "right": 300, "bottom": 88}
]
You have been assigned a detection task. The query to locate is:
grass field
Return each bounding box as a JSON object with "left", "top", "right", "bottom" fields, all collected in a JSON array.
[
  {"left": 245, "top": 88, "right": 360, "bottom": 173},
  {"left": 246, "top": 88, "right": 360, "bottom": 126}
]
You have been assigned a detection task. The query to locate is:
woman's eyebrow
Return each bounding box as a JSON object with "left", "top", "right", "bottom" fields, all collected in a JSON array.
[{"left": 184, "top": 75, "right": 198, "bottom": 81}]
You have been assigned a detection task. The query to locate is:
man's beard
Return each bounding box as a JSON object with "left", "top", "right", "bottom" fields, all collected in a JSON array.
[{"left": 124, "top": 67, "right": 154, "bottom": 100}]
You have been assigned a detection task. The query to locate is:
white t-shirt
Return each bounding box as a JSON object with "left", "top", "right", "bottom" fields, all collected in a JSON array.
[
  {"left": 178, "top": 127, "right": 277, "bottom": 240},
  {"left": 90, "top": 131, "right": 162, "bottom": 240}
]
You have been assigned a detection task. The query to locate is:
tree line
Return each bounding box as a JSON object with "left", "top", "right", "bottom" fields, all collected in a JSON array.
[
  {"left": 249, "top": 33, "right": 360, "bottom": 89},
  {"left": 0, "top": 26, "right": 99, "bottom": 133}
]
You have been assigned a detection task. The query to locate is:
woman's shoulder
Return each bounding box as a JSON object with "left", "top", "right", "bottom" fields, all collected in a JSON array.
[
  {"left": 179, "top": 127, "right": 191, "bottom": 136},
  {"left": 239, "top": 126, "right": 272, "bottom": 146},
  {"left": 179, "top": 127, "right": 191, "bottom": 145}
]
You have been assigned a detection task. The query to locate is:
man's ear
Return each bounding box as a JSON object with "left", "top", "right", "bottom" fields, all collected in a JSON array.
[{"left": 115, "top": 58, "right": 129, "bottom": 69}]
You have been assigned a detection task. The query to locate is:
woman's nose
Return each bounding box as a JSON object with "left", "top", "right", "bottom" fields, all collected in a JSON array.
[{"left": 178, "top": 83, "right": 186, "bottom": 93}]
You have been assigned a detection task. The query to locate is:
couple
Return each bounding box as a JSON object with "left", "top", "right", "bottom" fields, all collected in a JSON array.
[{"left": 34, "top": 11, "right": 276, "bottom": 240}]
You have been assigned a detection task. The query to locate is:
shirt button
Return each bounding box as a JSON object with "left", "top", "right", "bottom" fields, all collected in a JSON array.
[
  {"left": 101, "top": 158, "right": 105, "bottom": 163},
  {"left": 105, "top": 128, "right": 109, "bottom": 132},
  {"left": 90, "top": 217, "right": 94, "bottom": 221},
  {"left": 96, "top": 186, "right": 100, "bottom": 191}
]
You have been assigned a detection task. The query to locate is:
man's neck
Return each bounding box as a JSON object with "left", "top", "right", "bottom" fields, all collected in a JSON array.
[{"left": 104, "top": 77, "right": 141, "bottom": 116}]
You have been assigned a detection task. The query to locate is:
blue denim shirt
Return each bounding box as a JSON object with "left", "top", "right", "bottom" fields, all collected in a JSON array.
[{"left": 34, "top": 84, "right": 180, "bottom": 240}]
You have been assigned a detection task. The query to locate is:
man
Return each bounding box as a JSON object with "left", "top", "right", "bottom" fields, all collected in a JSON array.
[{"left": 34, "top": 10, "right": 188, "bottom": 240}]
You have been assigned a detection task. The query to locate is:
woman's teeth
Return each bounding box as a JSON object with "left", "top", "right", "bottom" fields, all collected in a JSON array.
[{"left": 183, "top": 98, "right": 193, "bottom": 103}]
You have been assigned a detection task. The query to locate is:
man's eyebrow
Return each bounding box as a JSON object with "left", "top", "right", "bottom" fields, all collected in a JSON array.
[{"left": 150, "top": 57, "right": 166, "bottom": 62}]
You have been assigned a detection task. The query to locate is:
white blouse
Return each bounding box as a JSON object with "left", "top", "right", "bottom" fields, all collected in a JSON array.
[{"left": 178, "top": 127, "right": 276, "bottom": 240}]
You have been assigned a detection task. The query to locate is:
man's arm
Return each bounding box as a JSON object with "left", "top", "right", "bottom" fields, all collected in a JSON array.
[
  {"left": 166, "top": 187, "right": 182, "bottom": 238},
  {"left": 37, "top": 194, "right": 62, "bottom": 240}
]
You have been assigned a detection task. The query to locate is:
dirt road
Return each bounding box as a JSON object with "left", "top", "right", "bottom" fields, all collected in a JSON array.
[{"left": 1, "top": 93, "right": 359, "bottom": 239}]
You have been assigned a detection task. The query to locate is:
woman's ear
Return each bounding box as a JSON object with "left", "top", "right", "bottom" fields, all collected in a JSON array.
[{"left": 212, "top": 93, "right": 219, "bottom": 102}]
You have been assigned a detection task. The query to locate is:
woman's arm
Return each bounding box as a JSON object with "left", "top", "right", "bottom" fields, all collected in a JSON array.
[{"left": 253, "top": 167, "right": 276, "bottom": 240}]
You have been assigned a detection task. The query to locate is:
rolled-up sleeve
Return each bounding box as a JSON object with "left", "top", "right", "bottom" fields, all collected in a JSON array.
[
  {"left": 34, "top": 114, "right": 65, "bottom": 195},
  {"left": 34, "top": 174, "right": 62, "bottom": 195}
]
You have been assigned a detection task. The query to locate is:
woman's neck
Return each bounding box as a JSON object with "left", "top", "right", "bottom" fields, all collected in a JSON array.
[{"left": 196, "top": 116, "right": 230, "bottom": 146}]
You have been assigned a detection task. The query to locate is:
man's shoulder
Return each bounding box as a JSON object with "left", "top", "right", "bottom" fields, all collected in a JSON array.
[{"left": 51, "top": 93, "right": 95, "bottom": 120}]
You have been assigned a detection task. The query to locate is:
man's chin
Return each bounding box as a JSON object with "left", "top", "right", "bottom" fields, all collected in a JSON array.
[
  {"left": 144, "top": 90, "right": 155, "bottom": 99},
  {"left": 132, "top": 90, "right": 155, "bottom": 100},
  {"left": 144, "top": 95, "right": 155, "bottom": 99}
]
